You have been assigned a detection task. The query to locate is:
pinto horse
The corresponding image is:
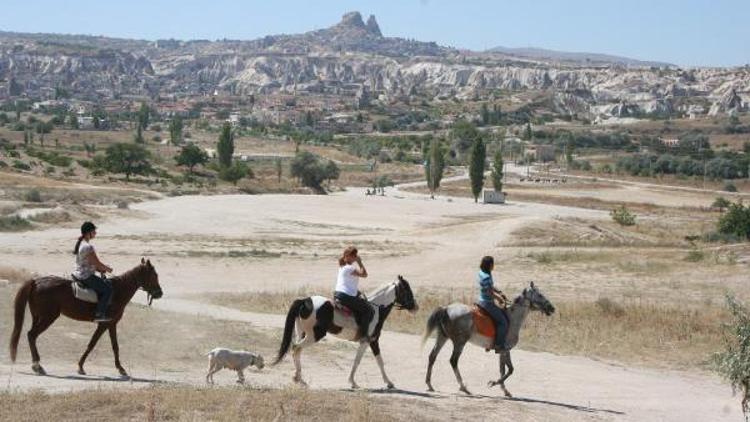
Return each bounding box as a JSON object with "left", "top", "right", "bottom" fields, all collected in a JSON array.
[
  {"left": 275, "top": 275, "right": 417, "bottom": 389},
  {"left": 9, "top": 258, "right": 163, "bottom": 377},
  {"left": 422, "top": 282, "right": 555, "bottom": 397}
]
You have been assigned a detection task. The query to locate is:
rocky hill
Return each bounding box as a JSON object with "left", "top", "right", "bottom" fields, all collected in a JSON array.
[{"left": 0, "top": 11, "right": 748, "bottom": 118}]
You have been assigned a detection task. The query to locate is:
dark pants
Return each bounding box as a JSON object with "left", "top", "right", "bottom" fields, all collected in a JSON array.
[
  {"left": 79, "top": 274, "right": 112, "bottom": 317},
  {"left": 334, "top": 292, "right": 374, "bottom": 338},
  {"left": 477, "top": 300, "right": 509, "bottom": 349}
]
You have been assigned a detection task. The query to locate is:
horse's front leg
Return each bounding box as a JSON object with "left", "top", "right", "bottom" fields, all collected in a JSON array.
[
  {"left": 78, "top": 324, "right": 107, "bottom": 375},
  {"left": 369, "top": 340, "right": 394, "bottom": 389},
  {"left": 488, "top": 351, "right": 514, "bottom": 398},
  {"left": 108, "top": 324, "right": 128, "bottom": 377},
  {"left": 348, "top": 341, "right": 368, "bottom": 389}
]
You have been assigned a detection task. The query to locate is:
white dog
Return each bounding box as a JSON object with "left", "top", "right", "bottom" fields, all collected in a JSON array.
[{"left": 206, "top": 348, "right": 264, "bottom": 384}]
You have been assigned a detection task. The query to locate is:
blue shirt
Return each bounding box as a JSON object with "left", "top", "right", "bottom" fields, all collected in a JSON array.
[{"left": 477, "top": 270, "right": 494, "bottom": 302}]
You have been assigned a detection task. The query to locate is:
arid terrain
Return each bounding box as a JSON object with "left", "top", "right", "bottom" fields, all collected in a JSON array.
[{"left": 0, "top": 164, "right": 746, "bottom": 421}]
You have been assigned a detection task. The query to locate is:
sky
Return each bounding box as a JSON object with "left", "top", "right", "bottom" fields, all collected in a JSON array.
[{"left": 0, "top": 0, "right": 748, "bottom": 67}]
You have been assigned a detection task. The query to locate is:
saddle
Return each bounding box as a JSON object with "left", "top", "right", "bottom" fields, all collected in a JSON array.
[
  {"left": 333, "top": 301, "right": 354, "bottom": 317},
  {"left": 471, "top": 305, "right": 496, "bottom": 339},
  {"left": 71, "top": 278, "right": 98, "bottom": 303}
]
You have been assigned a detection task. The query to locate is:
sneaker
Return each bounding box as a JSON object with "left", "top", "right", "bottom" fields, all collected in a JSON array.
[{"left": 94, "top": 314, "right": 112, "bottom": 323}]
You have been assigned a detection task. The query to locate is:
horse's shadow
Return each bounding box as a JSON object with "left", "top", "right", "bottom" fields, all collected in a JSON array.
[
  {"left": 358, "top": 387, "right": 435, "bottom": 399},
  {"left": 464, "top": 393, "right": 624, "bottom": 415},
  {"left": 18, "top": 371, "right": 169, "bottom": 385}
]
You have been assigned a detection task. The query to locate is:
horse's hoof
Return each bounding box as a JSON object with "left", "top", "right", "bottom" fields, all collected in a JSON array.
[
  {"left": 118, "top": 368, "right": 129, "bottom": 377},
  {"left": 459, "top": 386, "right": 471, "bottom": 395},
  {"left": 32, "top": 364, "right": 46, "bottom": 376},
  {"left": 350, "top": 383, "right": 359, "bottom": 390},
  {"left": 77, "top": 368, "right": 86, "bottom": 375},
  {"left": 503, "top": 390, "right": 513, "bottom": 398},
  {"left": 426, "top": 386, "right": 435, "bottom": 392},
  {"left": 386, "top": 383, "right": 395, "bottom": 390}
]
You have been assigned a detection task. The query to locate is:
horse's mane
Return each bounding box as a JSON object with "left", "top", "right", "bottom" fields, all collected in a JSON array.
[
  {"left": 110, "top": 264, "right": 147, "bottom": 285},
  {"left": 367, "top": 281, "right": 395, "bottom": 301}
]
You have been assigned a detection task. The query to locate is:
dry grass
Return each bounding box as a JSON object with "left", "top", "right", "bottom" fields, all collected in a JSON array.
[
  {"left": 0, "top": 266, "right": 33, "bottom": 285},
  {"left": 203, "top": 287, "right": 725, "bottom": 370},
  {"left": 0, "top": 386, "right": 407, "bottom": 422}
]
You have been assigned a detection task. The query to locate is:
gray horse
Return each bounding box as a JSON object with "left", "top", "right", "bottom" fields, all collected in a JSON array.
[{"left": 422, "top": 282, "right": 555, "bottom": 397}]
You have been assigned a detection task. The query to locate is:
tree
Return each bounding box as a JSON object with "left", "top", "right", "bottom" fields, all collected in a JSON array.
[
  {"left": 469, "top": 137, "right": 486, "bottom": 202},
  {"left": 713, "top": 197, "right": 731, "bottom": 212},
  {"left": 220, "top": 161, "right": 252, "bottom": 185},
  {"left": 424, "top": 137, "right": 445, "bottom": 199},
  {"left": 480, "top": 103, "right": 490, "bottom": 126},
  {"left": 169, "top": 116, "right": 184, "bottom": 146},
  {"left": 491, "top": 149, "right": 504, "bottom": 192},
  {"left": 138, "top": 103, "right": 150, "bottom": 130},
  {"left": 175, "top": 143, "right": 208, "bottom": 174},
  {"left": 718, "top": 202, "right": 750, "bottom": 239},
  {"left": 450, "top": 120, "right": 481, "bottom": 157},
  {"left": 713, "top": 295, "right": 750, "bottom": 417},
  {"left": 275, "top": 158, "right": 283, "bottom": 183},
  {"left": 324, "top": 160, "right": 341, "bottom": 185},
  {"left": 217, "top": 122, "right": 234, "bottom": 168},
  {"left": 103, "top": 143, "right": 152, "bottom": 181},
  {"left": 290, "top": 151, "right": 330, "bottom": 193},
  {"left": 524, "top": 122, "right": 533, "bottom": 141},
  {"left": 133, "top": 123, "right": 144, "bottom": 144},
  {"left": 69, "top": 114, "right": 79, "bottom": 130},
  {"left": 305, "top": 110, "right": 314, "bottom": 127}
]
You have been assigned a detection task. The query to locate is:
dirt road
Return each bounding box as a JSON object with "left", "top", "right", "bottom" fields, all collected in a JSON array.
[{"left": 0, "top": 188, "right": 739, "bottom": 421}]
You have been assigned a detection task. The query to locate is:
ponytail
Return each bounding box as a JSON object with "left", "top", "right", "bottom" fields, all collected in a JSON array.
[{"left": 73, "top": 236, "right": 84, "bottom": 255}]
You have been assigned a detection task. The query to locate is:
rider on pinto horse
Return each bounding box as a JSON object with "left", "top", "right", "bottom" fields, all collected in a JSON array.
[
  {"left": 72, "top": 221, "right": 114, "bottom": 322},
  {"left": 334, "top": 246, "right": 373, "bottom": 341}
]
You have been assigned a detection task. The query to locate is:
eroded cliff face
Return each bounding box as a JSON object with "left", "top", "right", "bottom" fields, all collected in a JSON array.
[{"left": 0, "top": 12, "right": 747, "bottom": 117}]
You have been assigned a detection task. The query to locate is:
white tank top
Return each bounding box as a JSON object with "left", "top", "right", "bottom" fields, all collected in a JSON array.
[{"left": 335, "top": 264, "right": 359, "bottom": 296}]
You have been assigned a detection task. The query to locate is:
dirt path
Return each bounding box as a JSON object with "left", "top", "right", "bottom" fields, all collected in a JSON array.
[
  {"left": 2, "top": 299, "right": 738, "bottom": 421},
  {"left": 0, "top": 188, "right": 739, "bottom": 421}
]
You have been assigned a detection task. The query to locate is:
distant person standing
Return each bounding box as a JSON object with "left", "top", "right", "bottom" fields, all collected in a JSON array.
[
  {"left": 334, "top": 246, "right": 373, "bottom": 340},
  {"left": 72, "top": 222, "right": 114, "bottom": 322}
]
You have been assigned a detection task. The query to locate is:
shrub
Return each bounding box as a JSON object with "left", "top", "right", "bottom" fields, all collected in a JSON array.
[
  {"left": 713, "top": 197, "right": 731, "bottom": 212},
  {"left": 725, "top": 182, "right": 738, "bottom": 193},
  {"left": 12, "top": 160, "right": 30, "bottom": 171},
  {"left": 685, "top": 248, "right": 706, "bottom": 262},
  {"left": 595, "top": 297, "right": 625, "bottom": 318},
  {"left": 0, "top": 215, "right": 32, "bottom": 231},
  {"left": 610, "top": 205, "right": 636, "bottom": 226},
  {"left": 24, "top": 189, "right": 42, "bottom": 203},
  {"left": 219, "top": 161, "right": 253, "bottom": 186},
  {"left": 290, "top": 151, "right": 338, "bottom": 193},
  {"left": 718, "top": 202, "right": 750, "bottom": 240},
  {"left": 713, "top": 295, "right": 750, "bottom": 417}
]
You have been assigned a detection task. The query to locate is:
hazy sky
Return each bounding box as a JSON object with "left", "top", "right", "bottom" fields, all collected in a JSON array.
[{"left": 1, "top": 0, "right": 748, "bottom": 67}]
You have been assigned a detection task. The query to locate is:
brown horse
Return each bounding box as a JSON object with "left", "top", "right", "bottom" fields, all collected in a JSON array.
[{"left": 9, "top": 258, "right": 163, "bottom": 377}]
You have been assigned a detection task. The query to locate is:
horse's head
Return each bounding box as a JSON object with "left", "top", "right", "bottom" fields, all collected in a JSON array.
[
  {"left": 521, "top": 281, "right": 555, "bottom": 316},
  {"left": 395, "top": 275, "right": 418, "bottom": 313},
  {"left": 139, "top": 257, "right": 163, "bottom": 305}
]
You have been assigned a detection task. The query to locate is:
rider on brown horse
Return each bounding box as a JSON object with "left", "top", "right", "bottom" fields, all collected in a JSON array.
[{"left": 72, "top": 222, "right": 114, "bottom": 322}]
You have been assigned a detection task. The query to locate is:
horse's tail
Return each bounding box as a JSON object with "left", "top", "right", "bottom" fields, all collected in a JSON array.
[
  {"left": 274, "top": 298, "right": 311, "bottom": 365},
  {"left": 10, "top": 279, "right": 34, "bottom": 363},
  {"left": 422, "top": 306, "right": 450, "bottom": 348}
]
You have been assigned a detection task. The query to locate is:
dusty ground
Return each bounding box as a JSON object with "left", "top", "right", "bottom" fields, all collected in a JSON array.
[{"left": 0, "top": 175, "right": 744, "bottom": 421}]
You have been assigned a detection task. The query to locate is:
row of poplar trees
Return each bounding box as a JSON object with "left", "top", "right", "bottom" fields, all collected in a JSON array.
[{"left": 424, "top": 131, "right": 504, "bottom": 202}]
